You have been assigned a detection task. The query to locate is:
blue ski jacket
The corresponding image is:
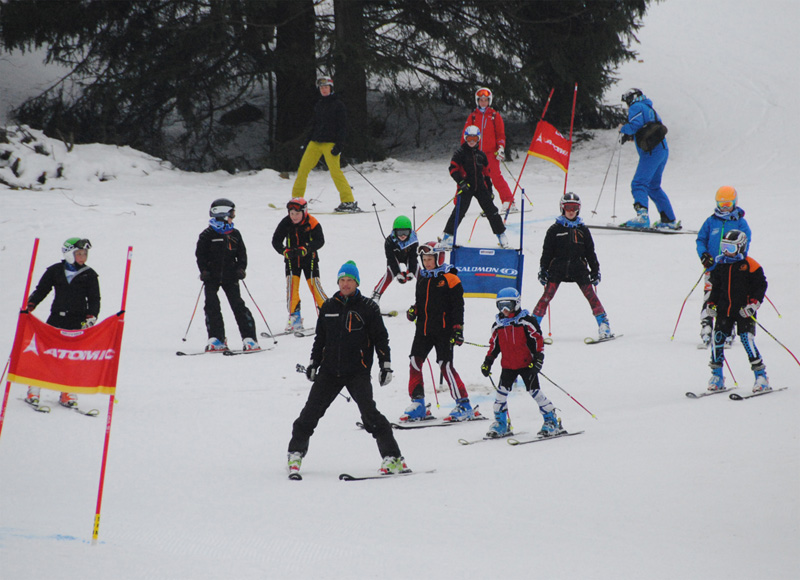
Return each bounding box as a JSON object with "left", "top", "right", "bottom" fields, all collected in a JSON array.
[
  {"left": 620, "top": 96, "right": 669, "bottom": 154},
  {"left": 695, "top": 208, "right": 751, "bottom": 268}
]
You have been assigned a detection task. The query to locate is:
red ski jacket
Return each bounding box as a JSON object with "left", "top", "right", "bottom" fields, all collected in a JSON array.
[{"left": 462, "top": 107, "right": 507, "bottom": 156}]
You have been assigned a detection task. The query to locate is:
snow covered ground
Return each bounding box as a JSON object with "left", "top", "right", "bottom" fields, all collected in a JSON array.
[{"left": 1, "top": 1, "right": 798, "bottom": 579}]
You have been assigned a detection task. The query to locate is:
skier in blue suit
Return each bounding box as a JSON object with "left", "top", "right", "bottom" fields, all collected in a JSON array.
[{"left": 619, "top": 89, "right": 680, "bottom": 230}]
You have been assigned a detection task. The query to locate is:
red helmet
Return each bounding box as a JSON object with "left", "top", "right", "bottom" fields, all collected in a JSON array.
[{"left": 287, "top": 197, "right": 308, "bottom": 217}]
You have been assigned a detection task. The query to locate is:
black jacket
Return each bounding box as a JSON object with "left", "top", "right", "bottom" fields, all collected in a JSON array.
[
  {"left": 539, "top": 221, "right": 599, "bottom": 285},
  {"left": 309, "top": 93, "right": 347, "bottom": 147},
  {"left": 311, "top": 290, "right": 390, "bottom": 377},
  {"left": 195, "top": 227, "right": 247, "bottom": 282},
  {"left": 384, "top": 235, "right": 420, "bottom": 277},
  {"left": 28, "top": 262, "right": 101, "bottom": 329},
  {"left": 271, "top": 214, "right": 325, "bottom": 268},
  {"left": 414, "top": 267, "right": 464, "bottom": 336},
  {"left": 709, "top": 256, "right": 767, "bottom": 318},
  {"left": 449, "top": 142, "right": 492, "bottom": 195}
]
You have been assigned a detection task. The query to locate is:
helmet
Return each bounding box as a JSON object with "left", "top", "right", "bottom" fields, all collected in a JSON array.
[
  {"left": 392, "top": 215, "right": 413, "bottom": 238},
  {"left": 495, "top": 287, "right": 521, "bottom": 313},
  {"left": 560, "top": 192, "right": 581, "bottom": 216},
  {"left": 464, "top": 125, "right": 481, "bottom": 145},
  {"left": 622, "top": 88, "right": 643, "bottom": 106},
  {"left": 287, "top": 197, "right": 308, "bottom": 217},
  {"left": 418, "top": 240, "right": 446, "bottom": 266},
  {"left": 210, "top": 198, "right": 235, "bottom": 220},
  {"left": 721, "top": 229, "right": 747, "bottom": 257},
  {"left": 316, "top": 76, "right": 334, "bottom": 88},
  {"left": 715, "top": 186, "right": 738, "bottom": 212},
  {"left": 62, "top": 237, "right": 92, "bottom": 265},
  {"left": 475, "top": 87, "right": 493, "bottom": 107}
]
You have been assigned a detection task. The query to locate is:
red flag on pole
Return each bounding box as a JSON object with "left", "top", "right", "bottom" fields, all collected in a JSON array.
[{"left": 527, "top": 120, "right": 572, "bottom": 173}]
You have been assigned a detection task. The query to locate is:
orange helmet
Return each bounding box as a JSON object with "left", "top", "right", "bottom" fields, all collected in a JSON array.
[{"left": 715, "top": 186, "right": 737, "bottom": 212}]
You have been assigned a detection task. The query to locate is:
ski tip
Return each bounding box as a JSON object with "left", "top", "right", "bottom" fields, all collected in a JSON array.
[
  {"left": 457, "top": 439, "right": 471, "bottom": 445},
  {"left": 176, "top": 351, "right": 186, "bottom": 356},
  {"left": 339, "top": 473, "right": 354, "bottom": 481},
  {"left": 288, "top": 473, "right": 303, "bottom": 481},
  {"left": 685, "top": 392, "right": 698, "bottom": 399},
  {"left": 729, "top": 393, "right": 744, "bottom": 401},
  {"left": 506, "top": 438, "right": 521, "bottom": 445}
]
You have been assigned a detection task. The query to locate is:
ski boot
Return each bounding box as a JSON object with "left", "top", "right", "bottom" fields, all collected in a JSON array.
[
  {"left": 370, "top": 291, "right": 381, "bottom": 306},
  {"left": 379, "top": 456, "right": 409, "bottom": 475},
  {"left": 539, "top": 410, "right": 563, "bottom": 436},
  {"left": 59, "top": 392, "right": 78, "bottom": 408},
  {"left": 242, "top": 337, "right": 261, "bottom": 351},
  {"left": 205, "top": 337, "right": 228, "bottom": 352},
  {"left": 400, "top": 398, "right": 429, "bottom": 422},
  {"left": 438, "top": 233, "right": 454, "bottom": 250},
  {"left": 285, "top": 310, "right": 303, "bottom": 332},
  {"left": 333, "top": 201, "right": 360, "bottom": 213},
  {"left": 501, "top": 201, "right": 519, "bottom": 214},
  {"left": 444, "top": 398, "right": 475, "bottom": 422},
  {"left": 622, "top": 203, "right": 649, "bottom": 228},
  {"left": 595, "top": 313, "right": 613, "bottom": 340},
  {"left": 486, "top": 412, "right": 510, "bottom": 438},
  {"left": 653, "top": 219, "right": 682, "bottom": 230},
  {"left": 25, "top": 386, "right": 40, "bottom": 407},
  {"left": 707, "top": 366, "right": 725, "bottom": 391},
  {"left": 753, "top": 368, "right": 771, "bottom": 393},
  {"left": 497, "top": 232, "right": 510, "bottom": 249},
  {"left": 287, "top": 451, "right": 303, "bottom": 475},
  {"left": 700, "top": 319, "right": 713, "bottom": 348},
  {"left": 724, "top": 334, "right": 735, "bottom": 349}
]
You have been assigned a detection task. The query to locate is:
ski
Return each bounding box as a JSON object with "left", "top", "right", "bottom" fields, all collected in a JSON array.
[
  {"left": 458, "top": 431, "right": 527, "bottom": 445},
  {"left": 260, "top": 330, "right": 294, "bottom": 339},
  {"left": 685, "top": 388, "right": 736, "bottom": 399},
  {"left": 391, "top": 415, "right": 487, "bottom": 430},
  {"left": 176, "top": 349, "right": 228, "bottom": 356},
  {"left": 339, "top": 469, "right": 436, "bottom": 482},
  {"left": 64, "top": 404, "right": 100, "bottom": 417},
  {"left": 543, "top": 337, "right": 554, "bottom": 345},
  {"left": 507, "top": 430, "right": 584, "bottom": 445},
  {"left": 729, "top": 387, "right": 788, "bottom": 401},
  {"left": 584, "top": 334, "right": 622, "bottom": 345},
  {"left": 382, "top": 310, "right": 399, "bottom": 317},
  {"left": 294, "top": 328, "right": 315, "bottom": 338},
  {"left": 587, "top": 224, "right": 698, "bottom": 235},
  {"left": 22, "top": 398, "right": 50, "bottom": 413},
  {"left": 222, "top": 347, "right": 271, "bottom": 356},
  {"left": 288, "top": 473, "right": 302, "bottom": 481}
]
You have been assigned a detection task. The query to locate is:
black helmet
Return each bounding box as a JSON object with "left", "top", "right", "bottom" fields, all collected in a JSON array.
[
  {"left": 560, "top": 192, "right": 581, "bottom": 216},
  {"left": 721, "top": 229, "right": 747, "bottom": 256},
  {"left": 622, "top": 88, "right": 643, "bottom": 106},
  {"left": 210, "top": 198, "right": 235, "bottom": 220}
]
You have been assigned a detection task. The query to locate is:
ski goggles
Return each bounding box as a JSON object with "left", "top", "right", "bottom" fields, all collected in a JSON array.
[
  {"left": 464, "top": 134, "right": 480, "bottom": 144},
  {"left": 476, "top": 89, "right": 491, "bottom": 99},
  {"left": 316, "top": 77, "right": 334, "bottom": 88},
  {"left": 287, "top": 202, "right": 306, "bottom": 213},
  {"left": 394, "top": 228, "right": 412, "bottom": 238},
  {"left": 496, "top": 300, "right": 517, "bottom": 312},
  {"left": 720, "top": 242, "right": 739, "bottom": 255},
  {"left": 68, "top": 239, "right": 92, "bottom": 251},
  {"left": 716, "top": 200, "right": 735, "bottom": 211},
  {"left": 562, "top": 202, "right": 580, "bottom": 213},
  {"left": 418, "top": 245, "right": 438, "bottom": 256}
]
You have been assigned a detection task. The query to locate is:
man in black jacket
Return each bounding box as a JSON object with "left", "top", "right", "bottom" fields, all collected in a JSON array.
[
  {"left": 291, "top": 76, "right": 359, "bottom": 213},
  {"left": 287, "top": 261, "right": 407, "bottom": 477},
  {"left": 195, "top": 198, "right": 258, "bottom": 352}
]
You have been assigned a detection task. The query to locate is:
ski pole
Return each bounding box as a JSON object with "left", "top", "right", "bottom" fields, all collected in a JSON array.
[
  {"left": 539, "top": 372, "right": 597, "bottom": 419},
  {"left": 670, "top": 269, "right": 708, "bottom": 340},
  {"left": 502, "top": 160, "right": 534, "bottom": 207},
  {"left": 612, "top": 140, "right": 622, "bottom": 220},
  {"left": 591, "top": 143, "right": 619, "bottom": 216},
  {"left": 723, "top": 358, "right": 738, "bottom": 386},
  {"left": 412, "top": 204, "right": 417, "bottom": 230},
  {"left": 749, "top": 315, "right": 800, "bottom": 367},
  {"left": 182, "top": 283, "right": 204, "bottom": 342},
  {"left": 346, "top": 159, "right": 395, "bottom": 206},
  {"left": 241, "top": 280, "right": 278, "bottom": 344},
  {"left": 416, "top": 195, "right": 457, "bottom": 232},
  {"left": 764, "top": 295, "right": 782, "bottom": 318},
  {"left": 372, "top": 202, "right": 387, "bottom": 238},
  {"left": 425, "top": 358, "right": 440, "bottom": 408},
  {"left": 464, "top": 341, "right": 489, "bottom": 348}
]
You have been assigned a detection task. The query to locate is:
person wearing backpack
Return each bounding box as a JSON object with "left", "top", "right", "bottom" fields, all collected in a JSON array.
[{"left": 619, "top": 88, "right": 680, "bottom": 230}]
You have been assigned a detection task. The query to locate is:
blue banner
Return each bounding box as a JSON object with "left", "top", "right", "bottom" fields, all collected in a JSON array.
[{"left": 451, "top": 247, "right": 524, "bottom": 298}]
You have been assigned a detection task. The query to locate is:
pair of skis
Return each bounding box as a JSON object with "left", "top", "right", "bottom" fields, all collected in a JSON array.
[
  {"left": 685, "top": 387, "right": 787, "bottom": 400},
  {"left": 457, "top": 430, "right": 584, "bottom": 446},
  {"left": 289, "top": 469, "right": 436, "bottom": 482},
  {"left": 22, "top": 398, "right": 99, "bottom": 417}
]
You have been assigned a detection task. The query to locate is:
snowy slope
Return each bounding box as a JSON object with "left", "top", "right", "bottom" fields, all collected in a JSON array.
[{"left": 1, "top": 1, "right": 799, "bottom": 579}]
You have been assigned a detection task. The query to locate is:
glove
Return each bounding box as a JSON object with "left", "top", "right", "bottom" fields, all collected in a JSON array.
[
  {"left": 620, "top": 133, "right": 634, "bottom": 144},
  {"left": 529, "top": 351, "right": 544, "bottom": 373},
  {"left": 739, "top": 300, "right": 760, "bottom": 318},
  {"left": 451, "top": 324, "right": 464, "bottom": 346},
  {"left": 26, "top": 301, "right": 35, "bottom": 312},
  {"left": 305, "top": 360, "right": 318, "bottom": 382},
  {"left": 297, "top": 246, "right": 308, "bottom": 258},
  {"left": 590, "top": 271, "right": 601, "bottom": 286},
  {"left": 235, "top": 268, "right": 246, "bottom": 280},
  {"left": 705, "top": 304, "right": 717, "bottom": 319},
  {"left": 395, "top": 272, "right": 407, "bottom": 284},
  {"left": 701, "top": 252, "right": 714, "bottom": 268},
  {"left": 200, "top": 270, "right": 212, "bottom": 282},
  {"left": 480, "top": 358, "right": 492, "bottom": 377},
  {"left": 457, "top": 180, "right": 471, "bottom": 194},
  {"left": 283, "top": 247, "right": 292, "bottom": 260},
  {"left": 405, "top": 271, "right": 415, "bottom": 281},
  {"left": 82, "top": 315, "right": 97, "bottom": 329},
  {"left": 379, "top": 362, "right": 393, "bottom": 386},
  {"left": 406, "top": 305, "right": 417, "bottom": 322},
  {"left": 538, "top": 269, "right": 548, "bottom": 286},
  {"left": 495, "top": 146, "right": 505, "bottom": 162},
  {"left": 331, "top": 143, "right": 342, "bottom": 156}
]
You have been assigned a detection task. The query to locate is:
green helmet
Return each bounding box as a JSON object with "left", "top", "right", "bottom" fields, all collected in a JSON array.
[
  {"left": 392, "top": 215, "right": 412, "bottom": 230},
  {"left": 62, "top": 237, "right": 92, "bottom": 264}
]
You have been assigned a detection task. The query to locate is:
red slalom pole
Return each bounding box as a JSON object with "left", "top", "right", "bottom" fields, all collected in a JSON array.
[
  {"left": 563, "top": 83, "right": 578, "bottom": 195},
  {"left": 425, "top": 358, "right": 440, "bottom": 408}
]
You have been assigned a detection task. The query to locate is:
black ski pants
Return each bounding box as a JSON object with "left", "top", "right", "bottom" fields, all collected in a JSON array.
[
  {"left": 203, "top": 280, "right": 256, "bottom": 341},
  {"left": 289, "top": 369, "right": 401, "bottom": 458}
]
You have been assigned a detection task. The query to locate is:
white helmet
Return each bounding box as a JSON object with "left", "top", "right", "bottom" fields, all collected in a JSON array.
[
  {"left": 475, "top": 87, "right": 493, "bottom": 107},
  {"left": 62, "top": 237, "right": 92, "bottom": 265}
]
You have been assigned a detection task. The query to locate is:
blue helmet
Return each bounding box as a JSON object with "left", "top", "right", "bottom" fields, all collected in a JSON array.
[{"left": 496, "top": 287, "right": 521, "bottom": 312}]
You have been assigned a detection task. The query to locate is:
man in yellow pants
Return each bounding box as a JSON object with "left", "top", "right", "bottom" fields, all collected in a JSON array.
[{"left": 292, "top": 77, "right": 360, "bottom": 213}]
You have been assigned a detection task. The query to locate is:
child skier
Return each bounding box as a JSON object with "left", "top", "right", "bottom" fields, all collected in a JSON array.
[
  {"left": 195, "top": 198, "right": 259, "bottom": 352},
  {"left": 532, "top": 193, "right": 613, "bottom": 340},
  {"left": 369, "top": 215, "right": 420, "bottom": 306},
  {"left": 271, "top": 197, "right": 328, "bottom": 332},
  {"left": 25, "top": 237, "right": 100, "bottom": 408},
  {"left": 440, "top": 125, "right": 509, "bottom": 250},
  {"left": 481, "top": 288, "right": 563, "bottom": 437},
  {"left": 695, "top": 186, "right": 752, "bottom": 348},
  {"left": 402, "top": 242, "right": 478, "bottom": 422},
  {"left": 705, "top": 229, "right": 770, "bottom": 393}
]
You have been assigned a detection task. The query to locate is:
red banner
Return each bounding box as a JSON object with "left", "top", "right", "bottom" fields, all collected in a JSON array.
[
  {"left": 8, "top": 313, "right": 124, "bottom": 394},
  {"left": 527, "top": 120, "right": 572, "bottom": 173}
]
